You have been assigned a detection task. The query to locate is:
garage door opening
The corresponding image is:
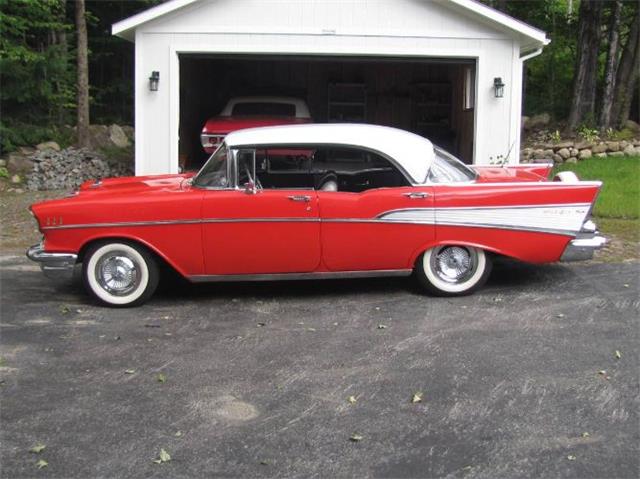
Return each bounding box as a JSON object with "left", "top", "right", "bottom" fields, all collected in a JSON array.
[{"left": 178, "top": 55, "right": 476, "bottom": 171}]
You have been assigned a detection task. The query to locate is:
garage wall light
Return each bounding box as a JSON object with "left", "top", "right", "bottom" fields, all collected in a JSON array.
[
  {"left": 149, "top": 71, "right": 160, "bottom": 92},
  {"left": 493, "top": 77, "right": 505, "bottom": 98}
]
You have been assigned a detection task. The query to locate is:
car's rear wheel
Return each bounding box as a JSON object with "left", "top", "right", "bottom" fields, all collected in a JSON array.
[
  {"left": 415, "top": 245, "right": 492, "bottom": 296},
  {"left": 83, "top": 241, "right": 159, "bottom": 307}
]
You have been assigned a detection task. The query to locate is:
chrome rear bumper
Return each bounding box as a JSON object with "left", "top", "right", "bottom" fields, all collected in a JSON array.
[
  {"left": 560, "top": 220, "right": 607, "bottom": 262},
  {"left": 26, "top": 243, "right": 78, "bottom": 280}
]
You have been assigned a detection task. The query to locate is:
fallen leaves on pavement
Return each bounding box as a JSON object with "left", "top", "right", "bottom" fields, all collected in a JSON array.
[
  {"left": 153, "top": 448, "right": 171, "bottom": 464},
  {"left": 29, "top": 443, "right": 46, "bottom": 454}
]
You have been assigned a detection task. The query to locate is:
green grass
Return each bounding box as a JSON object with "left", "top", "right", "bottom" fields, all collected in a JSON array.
[{"left": 554, "top": 156, "right": 640, "bottom": 219}]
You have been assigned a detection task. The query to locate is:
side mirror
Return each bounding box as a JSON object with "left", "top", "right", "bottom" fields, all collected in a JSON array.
[{"left": 244, "top": 181, "right": 257, "bottom": 195}]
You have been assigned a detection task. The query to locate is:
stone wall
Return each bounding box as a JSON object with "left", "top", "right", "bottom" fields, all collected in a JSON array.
[{"left": 520, "top": 139, "right": 640, "bottom": 164}]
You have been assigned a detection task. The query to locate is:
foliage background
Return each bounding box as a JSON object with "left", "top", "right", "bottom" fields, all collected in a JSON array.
[{"left": 0, "top": 0, "right": 638, "bottom": 153}]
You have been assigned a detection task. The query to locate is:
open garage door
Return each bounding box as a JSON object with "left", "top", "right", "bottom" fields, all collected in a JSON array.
[{"left": 179, "top": 55, "right": 476, "bottom": 171}]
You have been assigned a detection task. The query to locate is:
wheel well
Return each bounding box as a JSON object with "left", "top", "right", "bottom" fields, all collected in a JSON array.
[
  {"left": 410, "top": 242, "right": 505, "bottom": 268},
  {"left": 77, "top": 237, "right": 181, "bottom": 278}
]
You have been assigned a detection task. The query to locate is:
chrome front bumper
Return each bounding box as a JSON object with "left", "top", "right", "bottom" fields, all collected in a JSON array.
[
  {"left": 26, "top": 243, "right": 78, "bottom": 280},
  {"left": 560, "top": 220, "right": 607, "bottom": 262}
]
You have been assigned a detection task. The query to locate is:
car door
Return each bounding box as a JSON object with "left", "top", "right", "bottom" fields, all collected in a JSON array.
[
  {"left": 201, "top": 149, "right": 321, "bottom": 275},
  {"left": 316, "top": 148, "right": 435, "bottom": 272}
]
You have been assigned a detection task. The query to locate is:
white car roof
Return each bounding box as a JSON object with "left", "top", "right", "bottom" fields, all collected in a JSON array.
[
  {"left": 221, "top": 96, "right": 311, "bottom": 118},
  {"left": 225, "top": 123, "right": 434, "bottom": 184}
]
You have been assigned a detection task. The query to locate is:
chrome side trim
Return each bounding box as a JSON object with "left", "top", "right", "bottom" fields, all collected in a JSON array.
[
  {"left": 419, "top": 180, "right": 603, "bottom": 187},
  {"left": 26, "top": 243, "right": 77, "bottom": 281},
  {"left": 377, "top": 204, "right": 591, "bottom": 236},
  {"left": 188, "top": 269, "right": 412, "bottom": 283},
  {"left": 202, "top": 217, "right": 319, "bottom": 224},
  {"left": 42, "top": 203, "right": 591, "bottom": 231},
  {"left": 42, "top": 217, "right": 320, "bottom": 230}
]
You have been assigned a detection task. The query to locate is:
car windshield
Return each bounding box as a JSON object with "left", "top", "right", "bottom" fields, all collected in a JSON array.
[
  {"left": 427, "top": 147, "right": 477, "bottom": 183},
  {"left": 193, "top": 145, "right": 230, "bottom": 188}
]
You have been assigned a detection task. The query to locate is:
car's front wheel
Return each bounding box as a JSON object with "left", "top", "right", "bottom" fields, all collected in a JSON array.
[
  {"left": 83, "top": 241, "right": 159, "bottom": 307},
  {"left": 415, "top": 245, "right": 492, "bottom": 296}
]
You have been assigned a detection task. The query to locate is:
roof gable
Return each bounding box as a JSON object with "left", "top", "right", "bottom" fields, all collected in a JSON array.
[{"left": 113, "top": 0, "right": 548, "bottom": 50}]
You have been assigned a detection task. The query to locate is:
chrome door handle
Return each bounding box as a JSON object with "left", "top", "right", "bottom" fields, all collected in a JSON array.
[
  {"left": 403, "top": 192, "right": 429, "bottom": 199},
  {"left": 288, "top": 195, "right": 312, "bottom": 202}
]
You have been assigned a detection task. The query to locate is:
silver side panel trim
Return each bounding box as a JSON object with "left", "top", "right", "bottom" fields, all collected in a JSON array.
[
  {"left": 188, "top": 269, "right": 412, "bottom": 283},
  {"left": 42, "top": 217, "right": 319, "bottom": 230},
  {"left": 41, "top": 203, "right": 591, "bottom": 237},
  {"left": 378, "top": 204, "right": 591, "bottom": 236}
]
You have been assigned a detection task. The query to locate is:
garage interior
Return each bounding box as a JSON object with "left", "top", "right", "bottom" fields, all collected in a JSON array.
[{"left": 179, "top": 55, "right": 476, "bottom": 171}]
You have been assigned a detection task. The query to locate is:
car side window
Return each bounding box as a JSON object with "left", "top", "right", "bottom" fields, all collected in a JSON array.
[
  {"left": 235, "top": 146, "right": 409, "bottom": 192},
  {"left": 312, "top": 147, "right": 409, "bottom": 192}
]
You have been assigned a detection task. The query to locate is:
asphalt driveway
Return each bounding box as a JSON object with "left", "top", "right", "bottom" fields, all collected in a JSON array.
[{"left": 1, "top": 255, "right": 638, "bottom": 478}]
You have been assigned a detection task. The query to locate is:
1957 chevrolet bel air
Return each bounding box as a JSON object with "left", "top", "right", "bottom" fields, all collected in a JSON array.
[{"left": 27, "top": 124, "right": 606, "bottom": 307}]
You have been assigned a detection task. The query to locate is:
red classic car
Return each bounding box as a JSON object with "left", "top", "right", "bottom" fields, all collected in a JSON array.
[
  {"left": 27, "top": 124, "right": 605, "bottom": 307},
  {"left": 200, "top": 96, "right": 312, "bottom": 154}
]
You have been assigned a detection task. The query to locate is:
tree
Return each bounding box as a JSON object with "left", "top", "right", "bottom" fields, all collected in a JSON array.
[
  {"left": 611, "top": 6, "right": 639, "bottom": 128},
  {"left": 76, "top": 0, "right": 90, "bottom": 148},
  {"left": 598, "top": 0, "right": 622, "bottom": 130},
  {"left": 567, "top": 0, "right": 604, "bottom": 131}
]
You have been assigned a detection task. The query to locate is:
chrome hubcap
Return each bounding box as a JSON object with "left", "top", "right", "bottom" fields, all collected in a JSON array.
[
  {"left": 431, "top": 246, "right": 476, "bottom": 284},
  {"left": 95, "top": 252, "right": 140, "bottom": 296}
]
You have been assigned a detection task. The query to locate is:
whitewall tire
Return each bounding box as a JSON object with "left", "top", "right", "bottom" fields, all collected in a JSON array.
[
  {"left": 416, "top": 245, "right": 492, "bottom": 296},
  {"left": 83, "top": 242, "right": 159, "bottom": 307}
]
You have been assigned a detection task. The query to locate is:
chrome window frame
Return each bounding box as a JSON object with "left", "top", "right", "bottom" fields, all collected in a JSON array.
[
  {"left": 192, "top": 143, "right": 236, "bottom": 191},
  {"left": 228, "top": 142, "right": 415, "bottom": 188},
  {"left": 422, "top": 146, "right": 478, "bottom": 186}
]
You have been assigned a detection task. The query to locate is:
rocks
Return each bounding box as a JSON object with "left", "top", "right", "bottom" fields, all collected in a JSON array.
[
  {"left": 625, "top": 119, "right": 640, "bottom": 133},
  {"left": 7, "top": 152, "right": 34, "bottom": 172},
  {"left": 11, "top": 174, "right": 21, "bottom": 184},
  {"left": 18, "top": 146, "right": 36, "bottom": 156},
  {"left": 592, "top": 143, "right": 608, "bottom": 154},
  {"left": 532, "top": 149, "right": 546, "bottom": 160},
  {"left": 521, "top": 133, "right": 640, "bottom": 163},
  {"left": 108, "top": 124, "right": 130, "bottom": 148},
  {"left": 566, "top": 157, "right": 578, "bottom": 164},
  {"left": 0, "top": 159, "right": 6, "bottom": 167},
  {"left": 524, "top": 113, "right": 551, "bottom": 130},
  {"left": 26, "top": 148, "right": 133, "bottom": 191},
  {"left": 36, "top": 141, "right": 61, "bottom": 151},
  {"left": 574, "top": 140, "right": 593, "bottom": 150},
  {"left": 121, "top": 125, "right": 134, "bottom": 141},
  {"left": 606, "top": 141, "right": 620, "bottom": 152}
]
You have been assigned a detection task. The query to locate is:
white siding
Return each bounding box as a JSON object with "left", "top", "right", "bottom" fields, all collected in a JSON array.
[{"left": 132, "top": 0, "right": 526, "bottom": 174}]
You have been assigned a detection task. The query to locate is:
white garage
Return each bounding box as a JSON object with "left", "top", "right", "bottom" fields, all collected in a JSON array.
[{"left": 113, "top": 0, "right": 548, "bottom": 175}]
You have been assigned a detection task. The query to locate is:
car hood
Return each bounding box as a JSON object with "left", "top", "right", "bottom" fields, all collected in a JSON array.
[
  {"left": 77, "top": 173, "right": 194, "bottom": 195},
  {"left": 202, "top": 116, "right": 311, "bottom": 134}
]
